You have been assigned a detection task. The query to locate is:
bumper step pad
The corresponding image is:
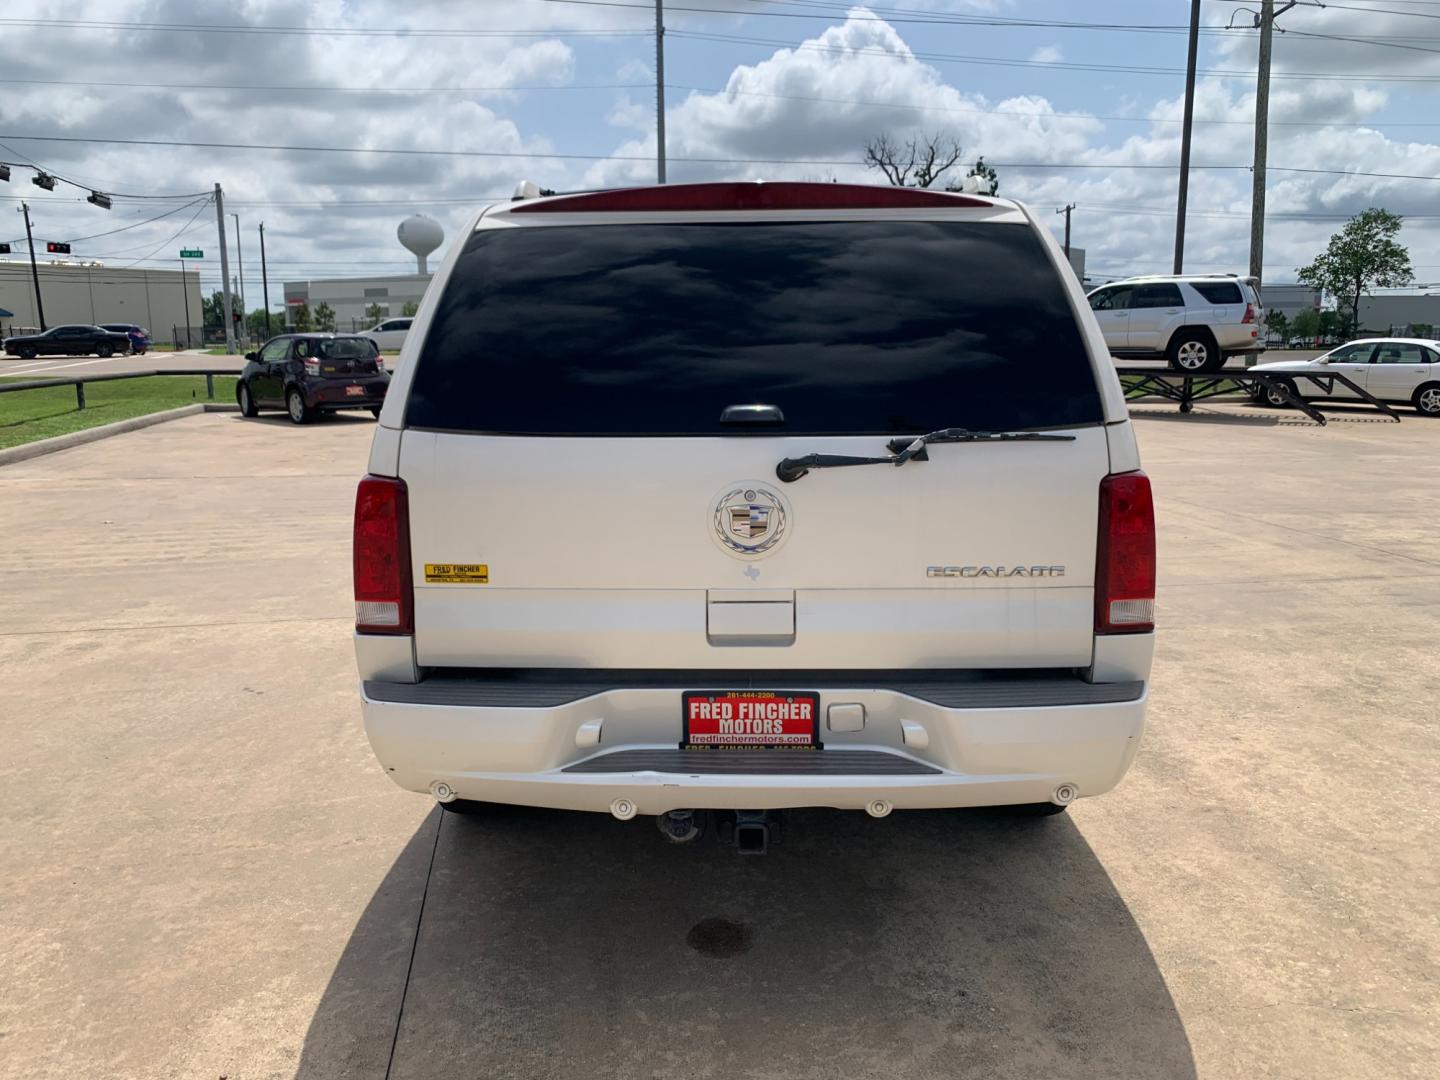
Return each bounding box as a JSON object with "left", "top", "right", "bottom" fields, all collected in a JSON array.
[{"left": 562, "top": 748, "right": 940, "bottom": 776}]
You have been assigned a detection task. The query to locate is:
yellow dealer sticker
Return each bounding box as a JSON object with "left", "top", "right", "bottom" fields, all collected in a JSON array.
[{"left": 424, "top": 563, "right": 489, "bottom": 584}]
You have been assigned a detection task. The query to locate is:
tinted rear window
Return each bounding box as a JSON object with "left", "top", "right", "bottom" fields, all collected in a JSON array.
[
  {"left": 319, "top": 338, "right": 378, "bottom": 358},
  {"left": 1191, "top": 281, "right": 1244, "bottom": 304},
  {"left": 407, "top": 221, "right": 1102, "bottom": 435}
]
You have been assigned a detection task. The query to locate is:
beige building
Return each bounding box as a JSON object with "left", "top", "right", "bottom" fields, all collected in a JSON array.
[{"left": 0, "top": 260, "right": 202, "bottom": 338}]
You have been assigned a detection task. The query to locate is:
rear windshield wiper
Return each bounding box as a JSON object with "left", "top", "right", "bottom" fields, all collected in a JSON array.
[{"left": 775, "top": 427, "right": 1076, "bottom": 483}]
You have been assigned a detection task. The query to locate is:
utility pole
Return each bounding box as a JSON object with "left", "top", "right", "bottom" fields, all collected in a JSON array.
[
  {"left": 179, "top": 259, "right": 191, "bottom": 345},
  {"left": 214, "top": 183, "right": 235, "bottom": 354},
  {"left": 258, "top": 221, "right": 271, "bottom": 335},
  {"left": 1250, "top": 1, "right": 1297, "bottom": 287},
  {"left": 1056, "top": 203, "right": 1076, "bottom": 258},
  {"left": 655, "top": 0, "right": 666, "bottom": 184},
  {"left": 1173, "top": 0, "right": 1201, "bottom": 274},
  {"left": 230, "top": 212, "right": 246, "bottom": 321},
  {"left": 19, "top": 201, "right": 45, "bottom": 330}
]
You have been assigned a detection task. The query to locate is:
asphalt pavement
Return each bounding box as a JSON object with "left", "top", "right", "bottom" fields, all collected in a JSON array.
[
  {"left": 0, "top": 347, "right": 244, "bottom": 378},
  {"left": 1, "top": 402, "right": 1436, "bottom": 1079}
]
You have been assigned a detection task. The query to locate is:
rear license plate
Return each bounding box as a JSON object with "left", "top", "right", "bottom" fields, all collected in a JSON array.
[
  {"left": 344, "top": 384, "right": 365, "bottom": 397},
  {"left": 681, "top": 690, "right": 822, "bottom": 749}
]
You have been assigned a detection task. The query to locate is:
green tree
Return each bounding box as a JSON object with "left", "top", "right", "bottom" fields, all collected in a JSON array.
[
  {"left": 314, "top": 301, "right": 337, "bottom": 332},
  {"left": 401, "top": 301, "right": 420, "bottom": 316},
  {"left": 293, "top": 301, "right": 313, "bottom": 333},
  {"left": 1296, "top": 208, "right": 1411, "bottom": 337},
  {"left": 958, "top": 156, "right": 999, "bottom": 195},
  {"left": 364, "top": 302, "right": 386, "bottom": 322},
  {"left": 246, "top": 308, "right": 275, "bottom": 340},
  {"left": 1290, "top": 308, "right": 1321, "bottom": 343},
  {"left": 1264, "top": 309, "right": 1289, "bottom": 343},
  {"left": 201, "top": 290, "right": 228, "bottom": 330},
  {"left": 1317, "top": 309, "right": 1344, "bottom": 342}
]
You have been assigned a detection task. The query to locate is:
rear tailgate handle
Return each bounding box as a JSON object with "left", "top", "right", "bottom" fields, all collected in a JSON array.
[{"left": 707, "top": 589, "right": 795, "bottom": 646}]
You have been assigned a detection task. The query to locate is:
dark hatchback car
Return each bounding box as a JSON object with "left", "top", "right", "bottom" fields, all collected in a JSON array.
[
  {"left": 3, "top": 323, "right": 132, "bottom": 359},
  {"left": 99, "top": 323, "right": 151, "bottom": 354},
  {"left": 237, "top": 333, "right": 389, "bottom": 424}
]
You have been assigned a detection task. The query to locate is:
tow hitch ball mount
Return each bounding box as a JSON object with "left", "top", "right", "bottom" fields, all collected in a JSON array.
[
  {"left": 721, "top": 810, "right": 782, "bottom": 855},
  {"left": 654, "top": 809, "right": 785, "bottom": 854}
]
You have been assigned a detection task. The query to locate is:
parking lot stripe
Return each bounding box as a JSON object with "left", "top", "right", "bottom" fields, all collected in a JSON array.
[{"left": 3, "top": 356, "right": 124, "bottom": 376}]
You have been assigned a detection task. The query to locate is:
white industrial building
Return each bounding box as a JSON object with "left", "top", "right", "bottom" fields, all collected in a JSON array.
[
  {"left": 281, "top": 215, "right": 443, "bottom": 330},
  {"left": 282, "top": 273, "right": 433, "bottom": 329},
  {"left": 0, "top": 260, "right": 201, "bottom": 338},
  {"left": 1262, "top": 283, "right": 1322, "bottom": 323}
]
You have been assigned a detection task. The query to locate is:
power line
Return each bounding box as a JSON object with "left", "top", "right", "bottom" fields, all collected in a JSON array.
[
  {"left": 0, "top": 77, "right": 649, "bottom": 96},
  {"left": 61, "top": 197, "right": 211, "bottom": 244},
  {"left": 1217, "top": 0, "right": 1440, "bottom": 19},
  {"left": 541, "top": 0, "right": 1203, "bottom": 33},
  {"left": 0, "top": 17, "right": 649, "bottom": 38},
  {"left": 0, "top": 145, "right": 213, "bottom": 201},
  {"left": 4, "top": 74, "right": 1440, "bottom": 132},
  {"left": 114, "top": 199, "right": 214, "bottom": 266},
  {"left": 0, "top": 132, "right": 1237, "bottom": 167},
  {"left": 669, "top": 27, "right": 1440, "bottom": 81},
  {"left": 9, "top": 132, "right": 1440, "bottom": 185},
  {"left": 1281, "top": 28, "right": 1440, "bottom": 53},
  {"left": 663, "top": 82, "right": 1433, "bottom": 129}
]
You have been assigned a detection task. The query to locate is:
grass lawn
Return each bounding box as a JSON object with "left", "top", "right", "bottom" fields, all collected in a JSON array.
[{"left": 0, "top": 375, "right": 237, "bottom": 450}]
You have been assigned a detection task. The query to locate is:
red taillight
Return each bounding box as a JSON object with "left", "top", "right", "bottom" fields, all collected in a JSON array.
[
  {"left": 1242, "top": 303, "right": 1256, "bottom": 324},
  {"left": 1096, "top": 471, "right": 1155, "bottom": 634},
  {"left": 354, "top": 475, "right": 413, "bottom": 635},
  {"left": 508, "top": 181, "right": 993, "bottom": 214}
]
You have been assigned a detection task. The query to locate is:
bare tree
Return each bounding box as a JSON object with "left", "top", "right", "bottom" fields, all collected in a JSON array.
[{"left": 863, "top": 132, "right": 965, "bottom": 189}]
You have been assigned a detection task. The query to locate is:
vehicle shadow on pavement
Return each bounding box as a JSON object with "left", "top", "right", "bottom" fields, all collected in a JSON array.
[
  {"left": 1128, "top": 405, "right": 1315, "bottom": 426},
  {"left": 237, "top": 413, "right": 377, "bottom": 427},
  {"left": 295, "top": 805, "right": 1195, "bottom": 1080}
]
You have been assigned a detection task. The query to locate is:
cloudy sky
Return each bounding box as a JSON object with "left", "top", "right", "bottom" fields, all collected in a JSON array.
[{"left": 4, "top": 0, "right": 1440, "bottom": 309}]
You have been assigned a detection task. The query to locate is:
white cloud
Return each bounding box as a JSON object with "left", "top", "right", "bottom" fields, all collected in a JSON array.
[
  {"left": 586, "top": 8, "right": 1440, "bottom": 283},
  {"left": 5, "top": 1, "right": 1440, "bottom": 292},
  {"left": 1029, "top": 45, "right": 1063, "bottom": 64},
  {"left": 582, "top": 10, "right": 1099, "bottom": 189}
]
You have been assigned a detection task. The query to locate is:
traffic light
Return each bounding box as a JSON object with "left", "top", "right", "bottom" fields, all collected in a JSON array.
[
  {"left": 0, "top": 242, "right": 10, "bottom": 254},
  {"left": 32, "top": 172, "right": 56, "bottom": 191},
  {"left": 46, "top": 241, "right": 71, "bottom": 254},
  {"left": 87, "top": 191, "right": 112, "bottom": 210},
  {"left": 0, "top": 164, "right": 10, "bottom": 182}
]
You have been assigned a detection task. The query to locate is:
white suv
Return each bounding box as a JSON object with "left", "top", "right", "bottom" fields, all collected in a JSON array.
[
  {"left": 353, "top": 182, "right": 1155, "bottom": 849},
  {"left": 1087, "top": 274, "right": 1264, "bottom": 372}
]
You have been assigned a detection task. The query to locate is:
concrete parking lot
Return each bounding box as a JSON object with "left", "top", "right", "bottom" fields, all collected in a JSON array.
[{"left": 2, "top": 403, "right": 1436, "bottom": 1079}]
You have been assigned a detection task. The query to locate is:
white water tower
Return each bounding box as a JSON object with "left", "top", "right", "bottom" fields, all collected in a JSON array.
[{"left": 397, "top": 214, "right": 444, "bottom": 274}]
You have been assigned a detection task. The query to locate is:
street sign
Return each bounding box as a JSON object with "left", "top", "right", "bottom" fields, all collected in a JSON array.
[{"left": 180, "top": 248, "right": 204, "bottom": 258}]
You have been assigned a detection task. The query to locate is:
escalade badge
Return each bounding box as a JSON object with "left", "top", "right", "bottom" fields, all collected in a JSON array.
[{"left": 712, "top": 485, "right": 789, "bottom": 558}]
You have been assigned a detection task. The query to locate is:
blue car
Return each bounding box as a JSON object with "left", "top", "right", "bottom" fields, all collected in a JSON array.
[{"left": 100, "top": 323, "right": 150, "bottom": 355}]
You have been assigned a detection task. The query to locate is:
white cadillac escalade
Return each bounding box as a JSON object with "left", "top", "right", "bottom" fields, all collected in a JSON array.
[{"left": 353, "top": 181, "right": 1155, "bottom": 852}]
